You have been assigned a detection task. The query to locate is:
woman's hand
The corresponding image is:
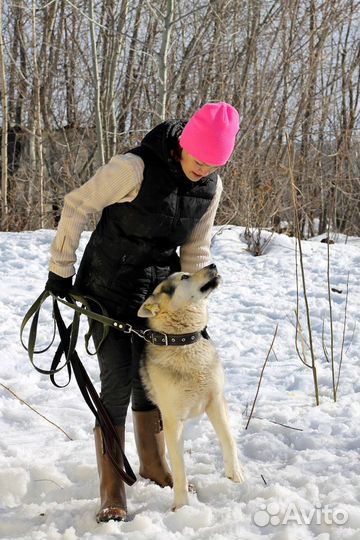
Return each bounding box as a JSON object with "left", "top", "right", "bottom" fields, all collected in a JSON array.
[{"left": 45, "top": 271, "right": 73, "bottom": 298}]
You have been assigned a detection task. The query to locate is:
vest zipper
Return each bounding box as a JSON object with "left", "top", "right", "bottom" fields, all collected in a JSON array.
[{"left": 173, "top": 187, "right": 181, "bottom": 231}]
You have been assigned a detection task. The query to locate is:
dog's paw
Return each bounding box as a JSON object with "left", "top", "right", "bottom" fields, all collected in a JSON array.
[
  {"left": 171, "top": 503, "right": 185, "bottom": 512},
  {"left": 227, "top": 467, "right": 246, "bottom": 484},
  {"left": 171, "top": 493, "right": 189, "bottom": 511}
]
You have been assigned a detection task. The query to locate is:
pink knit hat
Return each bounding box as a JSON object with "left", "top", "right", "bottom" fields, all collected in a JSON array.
[{"left": 179, "top": 102, "right": 240, "bottom": 166}]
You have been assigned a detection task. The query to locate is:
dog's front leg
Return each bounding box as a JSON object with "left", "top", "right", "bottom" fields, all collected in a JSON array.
[
  {"left": 162, "top": 416, "right": 189, "bottom": 510},
  {"left": 206, "top": 397, "right": 245, "bottom": 483}
]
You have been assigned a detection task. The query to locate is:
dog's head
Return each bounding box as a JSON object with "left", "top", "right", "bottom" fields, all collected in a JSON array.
[{"left": 137, "top": 264, "right": 221, "bottom": 327}]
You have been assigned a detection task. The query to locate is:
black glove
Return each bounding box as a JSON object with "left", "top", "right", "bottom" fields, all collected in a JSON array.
[{"left": 45, "top": 271, "right": 73, "bottom": 298}]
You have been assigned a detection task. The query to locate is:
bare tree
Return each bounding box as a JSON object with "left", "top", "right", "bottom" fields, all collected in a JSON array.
[
  {"left": 0, "top": 0, "right": 9, "bottom": 227},
  {"left": 155, "top": 0, "right": 175, "bottom": 120},
  {"left": 31, "top": 0, "right": 44, "bottom": 227},
  {"left": 89, "top": 0, "right": 105, "bottom": 166}
]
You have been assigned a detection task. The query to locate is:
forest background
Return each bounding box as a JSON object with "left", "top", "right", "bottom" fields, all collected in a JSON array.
[{"left": 0, "top": 0, "right": 359, "bottom": 237}]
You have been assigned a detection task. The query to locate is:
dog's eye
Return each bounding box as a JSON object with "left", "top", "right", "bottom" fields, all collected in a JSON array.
[{"left": 181, "top": 275, "right": 190, "bottom": 280}]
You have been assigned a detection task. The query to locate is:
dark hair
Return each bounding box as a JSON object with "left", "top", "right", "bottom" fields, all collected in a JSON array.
[
  {"left": 170, "top": 137, "right": 182, "bottom": 162},
  {"left": 167, "top": 120, "right": 186, "bottom": 162}
]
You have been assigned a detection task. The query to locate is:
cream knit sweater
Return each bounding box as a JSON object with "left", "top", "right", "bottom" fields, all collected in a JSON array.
[{"left": 49, "top": 153, "right": 222, "bottom": 278}]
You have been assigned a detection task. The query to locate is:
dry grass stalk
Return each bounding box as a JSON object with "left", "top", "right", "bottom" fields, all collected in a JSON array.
[
  {"left": 286, "top": 133, "right": 320, "bottom": 406},
  {"left": 0, "top": 382, "right": 73, "bottom": 441},
  {"left": 245, "top": 324, "right": 278, "bottom": 430}
]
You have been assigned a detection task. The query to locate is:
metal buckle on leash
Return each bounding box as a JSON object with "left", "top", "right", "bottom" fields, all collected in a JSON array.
[
  {"left": 122, "top": 323, "right": 133, "bottom": 333},
  {"left": 113, "top": 322, "right": 169, "bottom": 346},
  {"left": 126, "top": 325, "right": 151, "bottom": 342}
]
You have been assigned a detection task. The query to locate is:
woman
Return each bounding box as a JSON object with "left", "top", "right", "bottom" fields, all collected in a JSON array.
[{"left": 45, "top": 102, "right": 239, "bottom": 522}]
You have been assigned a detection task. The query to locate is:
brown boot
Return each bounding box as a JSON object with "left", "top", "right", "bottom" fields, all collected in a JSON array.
[
  {"left": 94, "top": 426, "right": 127, "bottom": 522},
  {"left": 132, "top": 409, "right": 173, "bottom": 488}
]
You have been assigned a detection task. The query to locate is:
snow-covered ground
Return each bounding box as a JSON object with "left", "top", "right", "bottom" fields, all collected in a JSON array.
[{"left": 0, "top": 227, "right": 359, "bottom": 540}]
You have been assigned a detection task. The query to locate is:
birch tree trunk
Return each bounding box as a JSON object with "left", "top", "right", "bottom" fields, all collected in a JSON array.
[
  {"left": 64, "top": 4, "right": 77, "bottom": 129},
  {"left": 31, "top": 0, "right": 44, "bottom": 228},
  {"left": 89, "top": 0, "right": 105, "bottom": 166},
  {"left": 118, "top": 0, "right": 143, "bottom": 134},
  {"left": 156, "top": 0, "right": 175, "bottom": 121},
  {"left": 0, "top": 0, "right": 8, "bottom": 228},
  {"left": 103, "top": 0, "right": 128, "bottom": 160}
]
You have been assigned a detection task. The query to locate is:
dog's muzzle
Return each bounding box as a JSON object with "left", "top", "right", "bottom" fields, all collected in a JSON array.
[{"left": 199, "top": 264, "right": 221, "bottom": 293}]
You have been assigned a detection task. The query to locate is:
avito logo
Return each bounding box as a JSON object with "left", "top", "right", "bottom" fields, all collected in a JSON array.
[{"left": 253, "top": 502, "right": 348, "bottom": 527}]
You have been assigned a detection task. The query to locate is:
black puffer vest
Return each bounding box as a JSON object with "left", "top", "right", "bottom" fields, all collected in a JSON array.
[{"left": 75, "top": 121, "right": 217, "bottom": 318}]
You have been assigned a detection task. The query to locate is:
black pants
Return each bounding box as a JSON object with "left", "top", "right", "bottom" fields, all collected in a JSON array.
[{"left": 92, "top": 322, "right": 155, "bottom": 427}]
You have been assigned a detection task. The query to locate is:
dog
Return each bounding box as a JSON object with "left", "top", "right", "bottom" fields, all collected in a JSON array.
[{"left": 137, "top": 263, "right": 245, "bottom": 510}]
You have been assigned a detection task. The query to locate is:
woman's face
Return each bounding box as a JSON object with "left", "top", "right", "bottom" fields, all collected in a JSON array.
[{"left": 180, "top": 148, "right": 219, "bottom": 182}]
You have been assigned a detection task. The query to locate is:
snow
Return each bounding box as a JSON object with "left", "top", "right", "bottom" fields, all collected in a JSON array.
[{"left": 0, "top": 227, "right": 359, "bottom": 540}]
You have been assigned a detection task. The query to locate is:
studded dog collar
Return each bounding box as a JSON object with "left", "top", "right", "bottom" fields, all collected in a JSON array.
[{"left": 121, "top": 325, "right": 211, "bottom": 346}]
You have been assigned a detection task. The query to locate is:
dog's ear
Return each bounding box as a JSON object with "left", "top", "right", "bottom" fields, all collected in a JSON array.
[{"left": 137, "top": 294, "right": 162, "bottom": 318}]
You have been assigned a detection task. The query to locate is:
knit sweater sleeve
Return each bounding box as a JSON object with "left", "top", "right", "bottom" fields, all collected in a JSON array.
[
  {"left": 180, "top": 175, "right": 223, "bottom": 273},
  {"left": 49, "top": 153, "right": 144, "bottom": 278}
]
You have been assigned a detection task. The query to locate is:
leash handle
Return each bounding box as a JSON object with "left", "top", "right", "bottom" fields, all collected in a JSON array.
[
  {"left": 20, "top": 290, "right": 72, "bottom": 376},
  {"left": 20, "top": 291, "right": 110, "bottom": 376}
]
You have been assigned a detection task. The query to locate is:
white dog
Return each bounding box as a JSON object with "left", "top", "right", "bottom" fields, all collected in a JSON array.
[{"left": 137, "top": 263, "right": 245, "bottom": 510}]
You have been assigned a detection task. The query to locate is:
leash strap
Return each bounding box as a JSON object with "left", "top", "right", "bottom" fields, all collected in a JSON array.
[
  {"left": 20, "top": 290, "right": 71, "bottom": 376},
  {"left": 20, "top": 290, "right": 136, "bottom": 486},
  {"left": 53, "top": 305, "right": 136, "bottom": 485},
  {"left": 50, "top": 294, "right": 207, "bottom": 346}
]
